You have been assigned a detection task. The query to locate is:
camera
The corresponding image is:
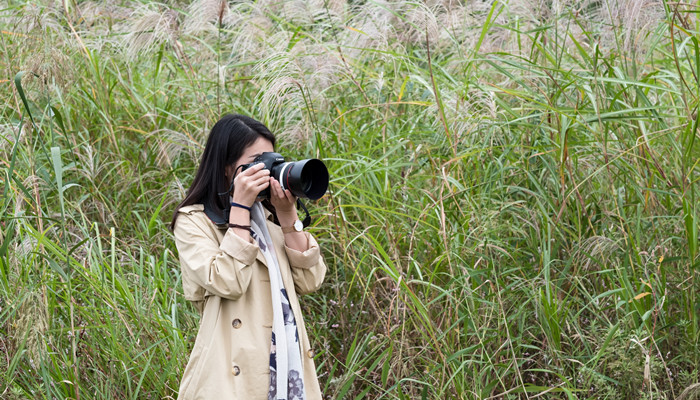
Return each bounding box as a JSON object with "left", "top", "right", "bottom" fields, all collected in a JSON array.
[{"left": 241, "top": 152, "right": 329, "bottom": 200}]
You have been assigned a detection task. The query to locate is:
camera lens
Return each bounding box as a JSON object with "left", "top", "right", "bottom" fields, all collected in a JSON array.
[
  {"left": 277, "top": 159, "right": 329, "bottom": 200},
  {"left": 300, "top": 175, "right": 312, "bottom": 193}
]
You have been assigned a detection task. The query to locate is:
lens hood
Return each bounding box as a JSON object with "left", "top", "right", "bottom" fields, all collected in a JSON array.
[{"left": 277, "top": 158, "right": 329, "bottom": 200}]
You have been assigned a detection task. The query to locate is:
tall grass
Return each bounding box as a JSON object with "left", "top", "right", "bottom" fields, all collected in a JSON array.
[{"left": 1, "top": 0, "right": 698, "bottom": 399}]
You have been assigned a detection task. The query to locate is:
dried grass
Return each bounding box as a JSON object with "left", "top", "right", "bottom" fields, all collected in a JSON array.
[
  {"left": 595, "top": 0, "right": 665, "bottom": 55},
  {"left": 22, "top": 48, "right": 74, "bottom": 93},
  {"left": 342, "top": 1, "right": 396, "bottom": 59},
  {"left": 183, "top": 0, "right": 231, "bottom": 35},
  {"left": 4, "top": 0, "right": 62, "bottom": 34},
  {"left": 224, "top": 2, "right": 273, "bottom": 63},
  {"left": 11, "top": 290, "right": 48, "bottom": 368},
  {"left": 400, "top": 2, "right": 441, "bottom": 47},
  {"left": 120, "top": 3, "right": 180, "bottom": 60},
  {"left": 438, "top": 89, "right": 499, "bottom": 142},
  {"left": 679, "top": 384, "right": 700, "bottom": 400},
  {"left": 0, "top": 123, "right": 18, "bottom": 153},
  {"left": 573, "top": 235, "right": 621, "bottom": 271},
  {"left": 0, "top": 1, "right": 696, "bottom": 398}
]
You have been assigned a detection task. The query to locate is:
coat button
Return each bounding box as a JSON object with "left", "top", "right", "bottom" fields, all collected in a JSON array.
[
  {"left": 232, "top": 318, "right": 242, "bottom": 329},
  {"left": 232, "top": 365, "right": 240, "bottom": 376},
  {"left": 307, "top": 349, "right": 315, "bottom": 358}
]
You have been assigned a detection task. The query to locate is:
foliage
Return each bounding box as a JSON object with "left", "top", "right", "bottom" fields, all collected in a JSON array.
[{"left": 0, "top": 0, "right": 698, "bottom": 399}]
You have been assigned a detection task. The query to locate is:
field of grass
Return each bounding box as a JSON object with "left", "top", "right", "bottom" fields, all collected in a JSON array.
[{"left": 1, "top": 0, "right": 699, "bottom": 399}]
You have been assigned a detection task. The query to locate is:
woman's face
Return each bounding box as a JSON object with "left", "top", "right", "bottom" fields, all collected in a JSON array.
[{"left": 226, "top": 136, "right": 274, "bottom": 181}]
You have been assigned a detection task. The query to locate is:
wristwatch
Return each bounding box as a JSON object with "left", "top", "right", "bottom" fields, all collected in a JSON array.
[{"left": 282, "top": 219, "right": 304, "bottom": 234}]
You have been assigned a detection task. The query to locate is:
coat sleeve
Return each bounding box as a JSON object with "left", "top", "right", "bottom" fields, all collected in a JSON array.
[
  {"left": 284, "top": 232, "right": 327, "bottom": 295},
  {"left": 174, "top": 213, "right": 260, "bottom": 300}
]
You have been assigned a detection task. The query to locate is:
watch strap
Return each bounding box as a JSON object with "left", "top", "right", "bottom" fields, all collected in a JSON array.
[{"left": 282, "top": 220, "right": 303, "bottom": 233}]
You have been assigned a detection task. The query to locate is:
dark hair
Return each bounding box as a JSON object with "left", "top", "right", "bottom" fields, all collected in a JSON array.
[{"left": 170, "top": 114, "right": 276, "bottom": 229}]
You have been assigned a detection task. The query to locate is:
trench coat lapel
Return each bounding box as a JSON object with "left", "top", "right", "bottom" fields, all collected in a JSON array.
[
  {"left": 255, "top": 248, "right": 268, "bottom": 267},
  {"left": 267, "top": 221, "right": 293, "bottom": 285},
  {"left": 253, "top": 219, "right": 295, "bottom": 288}
]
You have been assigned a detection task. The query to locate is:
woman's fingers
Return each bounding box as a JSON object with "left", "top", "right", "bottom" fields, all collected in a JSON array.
[
  {"left": 280, "top": 183, "right": 294, "bottom": 202},
  {"left": 232, "top": 163, "right": 270, "bottom": 205},
  {"left": 269, "top": 178, "right": 297, "bottom": 214},
  {"left": 232, "top": 163, "right": 299, "bottom": 208},
  {"left": 271, "top": 178, "right": 284, "bottom": 197},
  {"left": 242, "top": 165, "right": 269, "bottom": 180},
  {"left": 237, "top": 165, "right": 269, "bottom": 183},
  {"left": 240, "top": 162, "right": 265, "bottom": 175},
  {"left": 271, "top": 178, "right": 287, "bottom": 198},
  {"left": 248, "top": 173, "right": 270, "bottom": 190}
]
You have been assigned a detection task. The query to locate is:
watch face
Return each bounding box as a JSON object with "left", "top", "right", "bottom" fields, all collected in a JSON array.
[{"left": 293, "top": 219, "right": 303, "bottom": 231}]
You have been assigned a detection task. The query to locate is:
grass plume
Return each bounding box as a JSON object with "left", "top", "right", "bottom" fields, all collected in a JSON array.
[{"left": 0, "top": 0, "right": 698, "bottom": 399}]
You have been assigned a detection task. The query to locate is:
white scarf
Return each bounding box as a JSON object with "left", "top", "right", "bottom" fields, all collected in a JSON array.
[{"left": 249, "top": 202, "right": 306, "bottom": 400}]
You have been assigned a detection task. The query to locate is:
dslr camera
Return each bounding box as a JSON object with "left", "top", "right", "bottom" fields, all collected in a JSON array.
[{"left": 241, "top": 152, "right": 329, "bottom": 200}]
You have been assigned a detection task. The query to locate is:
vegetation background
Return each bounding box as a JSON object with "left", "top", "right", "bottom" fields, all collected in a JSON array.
[{"left": 1, "top": 0, "right": 699, "bottom": 399}]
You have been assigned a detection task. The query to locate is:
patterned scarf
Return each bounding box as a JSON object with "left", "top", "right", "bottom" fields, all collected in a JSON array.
[{"left": 249, "top": 202, "right": 306, "bottom": 400}]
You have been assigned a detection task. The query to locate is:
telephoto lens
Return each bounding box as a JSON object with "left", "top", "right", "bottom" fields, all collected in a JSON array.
[
  {"left": 273, "top": 158, "right": 329, "bottom": 200},
  {"left": 243, "top": 152, "right": 329, "bottom": 200}
]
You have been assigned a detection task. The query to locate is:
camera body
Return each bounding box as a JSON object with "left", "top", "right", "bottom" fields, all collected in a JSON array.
[
  {"left": 245, "top": 152, "right": 286, "bottom": 173},
  {"left": 241, "top": 152, "right": 328, "bottom": 200}
]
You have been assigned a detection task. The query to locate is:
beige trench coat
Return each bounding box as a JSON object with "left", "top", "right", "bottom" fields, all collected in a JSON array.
[{"left": 173, "top": 204, "right": 326, "bottom": 399}]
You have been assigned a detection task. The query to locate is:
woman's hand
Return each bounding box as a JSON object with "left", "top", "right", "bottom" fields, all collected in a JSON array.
[
  {"left": 231, "top": 163, "right": 270, "bottom": 207},
  {"left": 270, "top": 177, "right": 309, "bottom": 252},
  {"left": 269, "top": 177, "right": 297, "bottom": 220}
]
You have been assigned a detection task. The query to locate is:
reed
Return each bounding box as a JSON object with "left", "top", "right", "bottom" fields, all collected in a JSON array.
[{"left": 1, "top": 0, "right": 698, "bottom": 399}]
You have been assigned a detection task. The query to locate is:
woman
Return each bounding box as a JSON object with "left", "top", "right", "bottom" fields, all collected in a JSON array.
[{"left": 170, "top": 114, "right": 326, "bottom": 400}]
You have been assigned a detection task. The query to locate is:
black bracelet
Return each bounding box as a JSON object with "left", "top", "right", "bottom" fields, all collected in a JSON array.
[
  {"left": 229, "top": 223, "right": 252, "bottom": 231},
  {"left": 230, "top": 202, "right": 252, "bottom": 211}
]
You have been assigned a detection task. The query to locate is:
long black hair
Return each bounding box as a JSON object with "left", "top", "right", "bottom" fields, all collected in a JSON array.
[{"left": 170, "top": 114, "right": 276, "bottom": 229}]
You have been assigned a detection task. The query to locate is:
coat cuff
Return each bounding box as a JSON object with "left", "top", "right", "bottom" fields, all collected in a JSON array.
[
  {"left": 219, "top": 230, "right": 259, "bottom": 265},
  {"left": 285, "top": 232, "right": 321, "bottom": 269}
]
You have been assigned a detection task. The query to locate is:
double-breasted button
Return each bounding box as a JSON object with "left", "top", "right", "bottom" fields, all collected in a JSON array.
[
  {"left": 307, "top": 349, "right": 315, "bottom": 358},
  {"left": 232, "top": 366, "right": 240, "bottom": 376},
  {"left": 232, "top": 318, "right": 242, "bottom": 329}
]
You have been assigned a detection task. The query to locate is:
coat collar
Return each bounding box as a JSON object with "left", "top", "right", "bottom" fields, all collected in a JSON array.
[{"left": 196, "top": 202, "right": 275, "bottom": 230}]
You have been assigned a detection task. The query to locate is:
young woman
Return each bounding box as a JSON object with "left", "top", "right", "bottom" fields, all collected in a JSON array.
[{"left": 170, "top": 114, "right": 326, "bottom": 400}]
